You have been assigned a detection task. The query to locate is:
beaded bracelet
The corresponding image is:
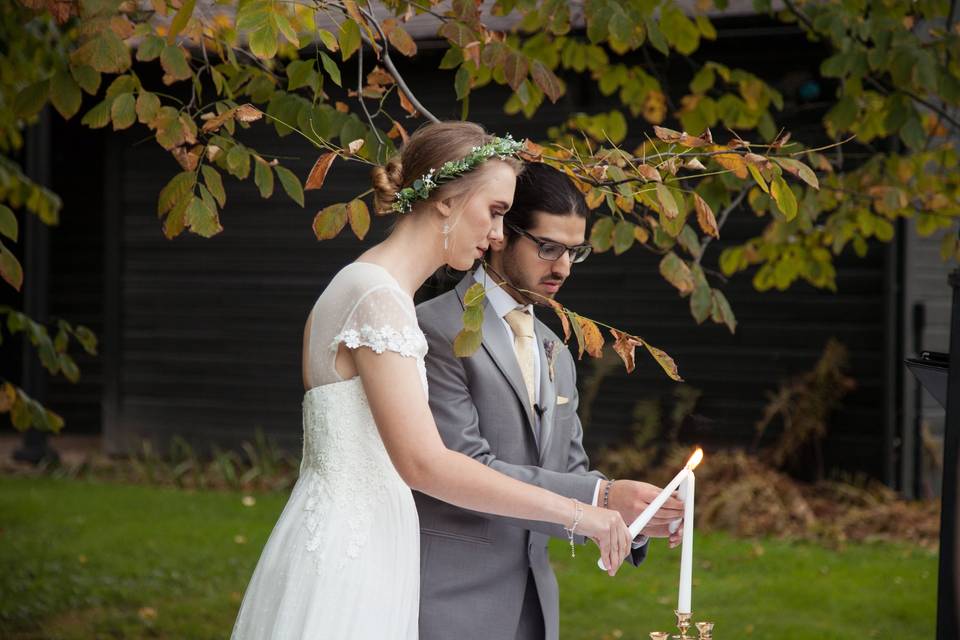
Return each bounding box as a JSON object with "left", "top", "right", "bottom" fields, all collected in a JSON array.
[{"left": 602, "top": 479, "right": 615, "bottom": 509}]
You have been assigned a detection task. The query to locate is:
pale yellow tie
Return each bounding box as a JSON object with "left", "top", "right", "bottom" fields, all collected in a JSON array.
[{"left": 504, "top": 308, "right": 536, "bottom": 410}]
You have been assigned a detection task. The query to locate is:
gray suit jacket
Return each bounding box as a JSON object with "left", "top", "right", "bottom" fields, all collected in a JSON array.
[{"left": 415, "top": 273, "right": 647, "bottom": 640}]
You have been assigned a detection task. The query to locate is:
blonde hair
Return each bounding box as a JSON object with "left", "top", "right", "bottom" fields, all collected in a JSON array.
[{"left": 370, "top": 121, "right": 523, "bottom": 214}]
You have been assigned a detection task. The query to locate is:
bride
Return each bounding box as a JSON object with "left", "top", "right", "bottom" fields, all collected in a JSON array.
[{"left": 231, "top": 121, "right": 631, "bottom": 639}]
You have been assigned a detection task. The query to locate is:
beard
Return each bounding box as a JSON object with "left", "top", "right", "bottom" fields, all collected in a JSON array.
[{"left": 499, "top": 247, "right": 555, "bottom": 305}]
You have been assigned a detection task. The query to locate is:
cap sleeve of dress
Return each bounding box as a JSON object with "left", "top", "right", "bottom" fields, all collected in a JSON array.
[{"left": 331, "top": 284, "right": 424, "bottom": 359}]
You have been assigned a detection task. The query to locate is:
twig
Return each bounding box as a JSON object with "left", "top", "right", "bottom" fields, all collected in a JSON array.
[
  {"left": 695, "top": 187, "right": 748, "bottom": 266},
  {"left": 356, "top": 37, "right": 384, "bottom": 144}
]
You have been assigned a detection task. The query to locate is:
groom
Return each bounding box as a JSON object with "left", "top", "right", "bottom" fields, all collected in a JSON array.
[{"left": 415, "top": 163, "right": 683, "bottom": 640}]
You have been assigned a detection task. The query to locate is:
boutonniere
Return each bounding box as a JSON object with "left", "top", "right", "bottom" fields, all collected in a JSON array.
[{"left": 543, "top": 339, "right": 558, "bottom": 381}]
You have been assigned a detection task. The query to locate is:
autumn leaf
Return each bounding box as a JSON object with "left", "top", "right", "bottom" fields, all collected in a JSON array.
[
  {"left": 345, "top": 138, "right": 364, "bottom": 155},
  {"left": 636, "top": 164, "right": 662, "bottom": 183},
  {"left": 383, "top": 18, "right": 417, "bottom": 56},
  {"left": 645, "top": 342, "right": 683, "bottom": 381},
  {"left": 772, "top": 157, "right": 819, "bottom": 190},
  {"left": 693, "top": 193, "right": 718, "bottom": 238},
  {"left": 347, "top": 199, "right": 370, "bottom": 240},
  {"left": 234, "top": 103, "right": 263, "bottom": 122},
  {"left": 611, "top": 328, "right": 643, "bottom": 373},
  {"left": 387, "top": 120, "right": 409, "bottom": 144},
  {"left": 313, "top": 203, "right": 348, "bottom": 240},
  {"left": 659, "top": 252, "right": 694, "bottom": 295},
  {"left": 713, "top": 150, "right": 748, "bottom": 179},
  {"left": 200, "top": 107, "right": 236, "bottom": 133},
  {"left": 519, "top": 139, "right": 544, "bottom": 162},
  {"left": 305, "top": 152, "right": 336, "bottom": 190},
  {"left": 398, "top": 89, "right": 418, "bottom": 116},
  {"left": 653, "top": 125, "right": 683, "bottom": 143},
  {"left": 575, "top": 315, "right": 604, "bottom": 359},
  {"left": 530, "top": 60, "right": 563, "bottom": 102}
]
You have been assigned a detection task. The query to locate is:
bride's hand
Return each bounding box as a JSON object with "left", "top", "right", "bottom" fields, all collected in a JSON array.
[{"left": 575, "top": 503, "right": 632, "bottom": 576}]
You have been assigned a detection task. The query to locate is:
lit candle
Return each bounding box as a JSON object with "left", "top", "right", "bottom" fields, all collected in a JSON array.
[
  {"left": 677, "top": 470, "right": 695, "bottom": 614},
  {"left": 597, "top": 448, "right": 703, "bottom": 571}
]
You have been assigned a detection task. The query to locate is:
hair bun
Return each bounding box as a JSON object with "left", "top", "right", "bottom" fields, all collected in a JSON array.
[{"left": 371, "top": 157, "right": 404, "bottom": 214}]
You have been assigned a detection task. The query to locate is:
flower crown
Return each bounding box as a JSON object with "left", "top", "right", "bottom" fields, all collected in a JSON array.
[{"left": 391, "top": 134, "right": 524, "bottom": 213}]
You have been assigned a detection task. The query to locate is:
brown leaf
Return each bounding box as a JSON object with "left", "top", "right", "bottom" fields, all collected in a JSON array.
[
  {"left": 305, "top": 152, "right": 336, "bottom": 190},
  {"left": 462, "top": 42, "right": 481, "bottom": 67},
  {"left": 679, "top": 132, "right": 709, "bottom": 148},
  {"left": 694, "top": 193, "right": 719, "bottom": 239},
  {"left": 653, "top": 125, "right": 683, "bottom": 143},
  {"left": 0, "top": 382, "right": 15, "bottom": 413},
  {"left": 335, "top": 101, "right": 350, "bottom": 113},
  {"left": 234, "top": 103, "right": 263, "bottom": 122},
  {"left": 109, "top": 15, "right": 135, "bottom": 39},
  {"left": 545, "top": 298, "right": 570, "bottom": 343},
  {"left": 503, "top": 50, "right": 529, "bottom": 92},
  {"left": 636, "top": 164, "right": 662, "bottom": 183},
  {"left": 345, "top": 138, "right": 364, "bottom": 155},
  {"left": 387, "top": 120, "right": 409, "bottom": 144},
  {"left": 398, "top": 90, "right": 418, "bottom": 116},
  {"left": 519, "top": 139, "right": 544, "bottom": 162},
  {"left": 383, "top": 17, "right": 417, "bottom": 57},
  {"left": 171, "top": 145, "right": 201, "bottom": 171},
  {"left": 645, "top": 342, "right": 683, "bottom": 381},
  {"left": 530, "top": 60, "right": 562, "bottom": 103},
  {"left": 684, "top": 158, "right": 706, "bottom": 171},
  {"left": 366, "top": 66, "right": 394, "bottom": 88},
  {"left": 744, "top": 152, "right": 771, "bottom": 169},
  {"left": 200, "top": 107, "right": 236, "bottom": 133},
  {"left": 610, "top": 329, "right": 643, "bottom": 373},
  {"left": 576, "top": 315, "right": 604, "bottom": 359}
]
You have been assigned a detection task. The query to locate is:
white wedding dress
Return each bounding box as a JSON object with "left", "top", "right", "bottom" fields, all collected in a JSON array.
[{"left": 231, "top": 262, "right": 424, "bottom": 639}]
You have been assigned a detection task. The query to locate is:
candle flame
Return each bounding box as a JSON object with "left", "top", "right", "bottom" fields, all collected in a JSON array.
[{"left": 685, "top": 448, "right": 704, "bottom": 470}]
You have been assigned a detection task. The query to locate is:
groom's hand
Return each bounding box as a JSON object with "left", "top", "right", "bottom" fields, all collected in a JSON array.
[{"left": 607, "top": 480, "right": 684, "bottom": 548}]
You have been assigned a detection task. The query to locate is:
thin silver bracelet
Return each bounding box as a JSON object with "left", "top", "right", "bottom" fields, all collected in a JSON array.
[{"left": 563, "top": 499, "right": 583, "bottom": 558}]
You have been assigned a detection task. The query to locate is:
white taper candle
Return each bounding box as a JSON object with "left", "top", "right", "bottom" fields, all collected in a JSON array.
[{"left": 677, "top": 471, "right": 695, "bottom": 614}]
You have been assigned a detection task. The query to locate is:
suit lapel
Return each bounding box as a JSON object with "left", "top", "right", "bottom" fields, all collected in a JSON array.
[
  {"left": 455, "top": 276, "right": 538, "bottom": 437},
  {"left": 534, "top": 321, "right": 557, "bottom": 464}
]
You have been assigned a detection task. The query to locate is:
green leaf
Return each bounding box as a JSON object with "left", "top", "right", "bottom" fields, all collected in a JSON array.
[
  {"left": 462, "top": 304, "right": 484, "bottom": 332},
  {"left": 201, "top": 165, "right": 226, "bottom": 207},
  {"left": 254, "top": 159, "right": 274, "bottom": 198},
  {"left": 286, "top": 59, "right": 316, "bottom": 91},
  {"left": 0, "top": 241, "right": 24, "bottom": 291},
  {"left": 14, "top": 79, "right": 50, "bottom": 119},
  {"left": 274, "top": 165, "right": 304, "bottom": 207},
  {"left": 463, "top": 282, "right": 486, "bottom": 307},
  {"left": 110, "top": 92, "right": 136, "bottom": 130},
  {"left": 339, "top": 19, "right": 361, "bottom": 61},
  {"left": 186, "top": 196, "right": 222, "bottom": 237},
  {"left": 689, "top": 265, "right": 711, "bottom": 324},
  {"left": 319, "top": 51, "right": 341, "bottom": 87},
  {"left": 167, "top": 0, "right": 196, "bottom": 42},
  {"left": 135, "top": 90, "right": 161, "bottom": 124},
  {"left": 612, "top": 220, "right": 635, "bottom": 255},
  {"left": 80, "top": 98, "right": 113, "bottom": 129},
  {"left": 656, "top": 183, "right": 678, "bottom": 219},
  {"left": 589, "top": 217, "right": 615, "bottom": 252},
  {"left": 710, "top": 289, "right": 736, "bottom": 333},
  {"left": 71, "top": 31, "right": 131, "bottom": 74},
  {"left": 250, "top": 22, "right": 279, "bottom": 60},
  {"left": 0, "top": 205, "right": 17, "bottom": 242},
  {"left": 677, "top": 225, "right": 702, "bottom": 258},
  {"left": 659, "top": 252, "right": 694, "bottom": 295},
  {"left": 454, "top": 66, "right": 471, "bottom": 100},
  {"left": 157, "top": 171, "right": 196, "bottom": 215},
  {"left": 160, "top": 45, "right": 192, "bottom": 81},
  {"left": 225, "top": 145, "right": 250, "bottom": 179},
  {"left": 318, "top": 28, "right": 339, "bottom": 52},
  {"left": 453, "top": 328, "right": 482, "bottom": 357},
  {"left": 312, "top": 203, "right": 348, "bottom": 240},
  {"left": 136, "top": 35, "right": 165, "bottom": 62},
  {"left": 772, "top": 157, "right": 819, "bottom": 190},
  {"left": 49, "top": 71, "right": 82, "bottom": 119},
  {"left": 71, "top": 64, "right": 100, "bottom": 95},
  {"left": 644, "top": 16, "right": 669, "bottom": 56},
  {"left": 770, "top": 175, "right": 798, "bottom": 220},
  {"left": 274, "top": 13, "right": 300, "bottom": 48}
]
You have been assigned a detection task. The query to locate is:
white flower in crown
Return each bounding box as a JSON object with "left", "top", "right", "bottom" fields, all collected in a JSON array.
[{"left": 391, "top": 134, "right": 524, "bottom": 214}]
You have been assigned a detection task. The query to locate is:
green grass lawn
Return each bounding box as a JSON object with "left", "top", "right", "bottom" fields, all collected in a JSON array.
[{"left": 0, "top": 477, "right": 937, "bottom": 639}]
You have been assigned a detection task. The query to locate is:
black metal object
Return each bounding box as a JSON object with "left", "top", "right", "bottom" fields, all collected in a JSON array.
[{"left": 939, "top": 268, "right": 960, "bottom": 640}]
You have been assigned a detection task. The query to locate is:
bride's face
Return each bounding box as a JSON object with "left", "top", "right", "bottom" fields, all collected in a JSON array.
[{"left": 444, "top": 161, "right": 517, "bottom": 271}]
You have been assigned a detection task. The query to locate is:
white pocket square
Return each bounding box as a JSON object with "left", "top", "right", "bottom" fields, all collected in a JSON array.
[{"left": 556, "top": 395, "right": 569, "bottom": 405}]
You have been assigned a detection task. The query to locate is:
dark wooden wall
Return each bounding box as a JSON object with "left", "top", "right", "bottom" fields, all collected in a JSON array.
[{"left": 34, "top": 17, "right": 898, "bottom": 479}]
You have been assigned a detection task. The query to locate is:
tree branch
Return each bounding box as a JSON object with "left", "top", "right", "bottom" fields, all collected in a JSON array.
[
  {"left": 356, "top": 37, "right": 384, "bottom": 145},
  {"left": 340, "top": 3, "right": 440, "bottom": 123}
]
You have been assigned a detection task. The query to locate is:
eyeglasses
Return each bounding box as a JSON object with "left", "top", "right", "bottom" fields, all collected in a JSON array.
[{"left": 505, "top": 222, "right": 592, "bottom": 264}]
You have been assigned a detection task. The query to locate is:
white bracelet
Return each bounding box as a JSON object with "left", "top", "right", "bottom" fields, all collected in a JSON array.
[{"left": 563, "top": 499, "right": 583, "bottom": 558}]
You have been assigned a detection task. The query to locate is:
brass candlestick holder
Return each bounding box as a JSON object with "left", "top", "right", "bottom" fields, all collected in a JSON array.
[{"left": 648, "top": 611, "right": 715, "bottom": 640}]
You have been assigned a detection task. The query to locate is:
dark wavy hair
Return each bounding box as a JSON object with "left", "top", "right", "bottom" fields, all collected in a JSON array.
[{"left": 503, "top": 162, "right": 589, "bottom": 245}]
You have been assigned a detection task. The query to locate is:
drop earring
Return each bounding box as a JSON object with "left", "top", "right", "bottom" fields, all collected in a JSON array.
[{"left": 442, "top": 222, "right": 450, "bottom": 250}]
